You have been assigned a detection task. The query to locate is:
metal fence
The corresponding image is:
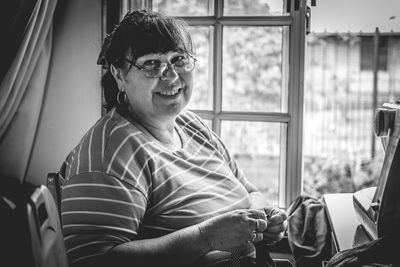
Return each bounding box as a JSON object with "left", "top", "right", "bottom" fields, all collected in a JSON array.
[{"left": 303, "top": 30, "right": 400, "bottom": 161}]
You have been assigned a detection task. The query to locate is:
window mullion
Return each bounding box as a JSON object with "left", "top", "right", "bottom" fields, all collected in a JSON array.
[
  {"left": 182, "top": 16, "right": 292, "bottom": 26},
  {"left": 124, "top": 0, "right": 149, "bottom": 14},
  {"left": 212, "top": 0, "right": 223, "bottom": 136},
  {"left": 213, "top": 23, "right": 223, "bottom": 116},
  {"left": 215, "top": 0, "right": 223, "bottom": 18},
  {"left": 192, "top": 110, "right": 291, "bottom": 122},
  {"left": 212, "top": 22, "right": 223, "bottom": 136},
  {"left": 285, "top": 0, "right": 307, "bottom": 207},
  {"left": 210, "top": 0, "right": 223, "bottom": 136}
]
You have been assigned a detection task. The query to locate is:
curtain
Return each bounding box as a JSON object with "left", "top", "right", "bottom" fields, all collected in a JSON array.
[
  {"left": 0, "top": 0, "right": 37, "bottom": 82},
  {"left": 0, "top": 0, "right": 57, "bottom": 183}
]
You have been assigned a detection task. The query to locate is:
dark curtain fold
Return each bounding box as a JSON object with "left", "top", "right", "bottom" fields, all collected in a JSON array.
[
  {"left": 0, "top": 0, "right": 38, "bottom": 83},
  {"left": 0, "top": 0, "right": 58, "bottom": 183}
]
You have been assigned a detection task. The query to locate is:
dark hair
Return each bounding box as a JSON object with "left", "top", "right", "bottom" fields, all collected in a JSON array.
[{"left": 97, "top": 9, "right": 194, "bottom": 112}]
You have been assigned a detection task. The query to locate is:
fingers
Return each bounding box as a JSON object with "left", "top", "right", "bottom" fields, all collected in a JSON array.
[
  {"left": 248, "top": 231, "right": 264, "bottom": 243},
  {"left": 229, "top": 209, "right": 286, "bottom": 246},
  {"left": 247, "top": 208, "right": 287, "bottom": 236},
  {"left": 253, "top": 218, "right": 268, "bottom": 232},
  {"left": 263, "top": 221, "right": 286, "bottom": 245},
  {"left": 241, "top": 210, "right": 269, "bottom": 243},
  {"left": 247, "top": 209, "right": 267, "bottom": 220},
  {"left": 262, "top": 208, "right": 288, "bottom": 245},
  {"left": 249, "top": 232, "right": 257, "bottom": 242},
  {"left": 264, "top": 206, "right": 281, "bottom": 217},
  {"left": 267, "top": 220, "right": 287, "bottom": 234},
  {"left": 200, "top": 209, "right": 286, "bottom": 251},
  {"left": 269, "top": 212, "right": 287, "bottom": 225},
  {"left": 264, "top": 207, "right": 287, "bottom": 220},
  {"left": 263, "top": 231, "right": 285, "bottom": 244},
  {"left": 246, "top": 209, "right": 268, "bottom": 232},
  {"left": 266, "top": 211, "right": 288, "bottom": 237},
  {"left": 264, "top": 208, "right": 287, "bottom": 224}
]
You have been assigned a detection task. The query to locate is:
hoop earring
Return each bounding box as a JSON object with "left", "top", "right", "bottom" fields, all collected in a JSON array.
[{"left": 117, "top": 90, "right": 128, "bottom": 105}]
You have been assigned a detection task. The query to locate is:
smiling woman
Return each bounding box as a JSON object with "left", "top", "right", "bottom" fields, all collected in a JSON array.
[
  {"left": 58, "top": 8, "right": 287, "bottom": 267},
  {"left": 97, "top": 10, "right": 195, "bottom": 114},
  {"left": 110, "top": 50, "right": 195, "bottom": 139}
]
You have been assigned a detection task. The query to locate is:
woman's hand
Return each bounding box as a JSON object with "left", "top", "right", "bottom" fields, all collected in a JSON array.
[
  {"left": 261, "top": 207, "right": 288, "bottom": 245},
  {"left": 197, "top": 209, "right": 268, "bottom": 252}
]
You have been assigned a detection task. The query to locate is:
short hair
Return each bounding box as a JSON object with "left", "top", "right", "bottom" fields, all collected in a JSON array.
[{"left": 97, "top": 9, "right": 194, "bottom": 112}]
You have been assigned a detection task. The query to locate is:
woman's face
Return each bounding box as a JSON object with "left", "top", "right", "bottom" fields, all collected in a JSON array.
[{"left": 120, "top": 50, "right": 193, "bottom": 124}]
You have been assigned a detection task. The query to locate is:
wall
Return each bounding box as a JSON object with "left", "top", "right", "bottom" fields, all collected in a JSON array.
[{"left": 27, "top": 0, "right": 102, "bottom": 185}]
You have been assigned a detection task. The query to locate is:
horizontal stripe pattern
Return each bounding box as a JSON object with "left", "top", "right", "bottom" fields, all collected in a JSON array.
[{"left": 60, "top": 108, "right": 255, "bottom": 266}]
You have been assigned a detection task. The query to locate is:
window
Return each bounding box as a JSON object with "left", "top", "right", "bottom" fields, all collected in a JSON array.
[
  {"left": 303, "top": 32, "right": 400, "bottom": 198},
  {"left": 115, "top": 0, "right": 308, "bottom": 208}
]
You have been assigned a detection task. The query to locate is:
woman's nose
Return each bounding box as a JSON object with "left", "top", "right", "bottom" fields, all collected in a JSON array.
[{"left": 160, "top": 64, "right": 179, "bottom": 82}]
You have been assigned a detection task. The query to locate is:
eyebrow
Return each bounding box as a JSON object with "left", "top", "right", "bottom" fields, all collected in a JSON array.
[{"left": 137, "top": 51, "right": 184, "bottom": 62}]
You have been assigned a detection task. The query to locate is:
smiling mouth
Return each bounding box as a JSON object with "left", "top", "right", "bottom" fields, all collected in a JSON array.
[{"left": 157, "top": 88, "right": 182, "bottom": 97}]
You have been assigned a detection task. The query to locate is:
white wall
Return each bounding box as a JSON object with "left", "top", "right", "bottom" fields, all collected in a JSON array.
[{"left": 27, "top": 0, "right": 102, "bottom": 185}]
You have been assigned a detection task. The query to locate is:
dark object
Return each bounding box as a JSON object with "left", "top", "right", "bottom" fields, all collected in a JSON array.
[
  {"left": 353, "top": 102, "right": 400, "bottom": 241},
  {"left": 311, "top": 0, "right": 317, "bottom": 7},
  {"left": 326, "top": 235, "right": 398, "bottom": 267},
  {"left": 47, "top": 171, "right": 62, "bottom": 215},
  {"left": 286, "top": 195, "right": 331, "bottom": 267},
  {"left": 331, "top": 102, "right": 400, "bottom": 266},
  {"left": 255, "top": 242, "right": 277, "bottom": 267},
  {"left": 0, "top": 176, "right": 68, "bottom": 267},
  {"left": 373, "top": 103, "right": 400, "bottom": 239}
]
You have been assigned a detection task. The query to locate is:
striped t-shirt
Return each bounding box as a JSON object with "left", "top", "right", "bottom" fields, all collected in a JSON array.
[{"left": 59, "top": 108, "right": 256, "bottom": 266}]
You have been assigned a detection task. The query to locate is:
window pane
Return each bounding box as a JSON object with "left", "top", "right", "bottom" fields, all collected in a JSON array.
[
  {"left": 153, "top": 0, "right": 213, "bottom": 16},
  {"left": 221, "top": 121, "right": 285, "bottom": 206},
  {"left": 224, "top": 0, "right": 286, "bottom": 16},
  {"left": 222, "top": 26, "right": 286, "bottom": 112},
  {"left": 187, "top": 27, "right": 212, "bottom": 110}
]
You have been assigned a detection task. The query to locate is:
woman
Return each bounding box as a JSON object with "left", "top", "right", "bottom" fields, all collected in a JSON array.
[{"left": 59, "top": 9, "right": 287, "bottom": 267}]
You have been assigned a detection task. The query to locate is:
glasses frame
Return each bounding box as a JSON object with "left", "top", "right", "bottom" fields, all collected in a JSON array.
[{"left": 122, "top": 55, "right": 197, "bottom": 78}]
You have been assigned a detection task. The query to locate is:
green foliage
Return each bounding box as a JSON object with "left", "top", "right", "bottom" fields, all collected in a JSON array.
[
  {"left": 223, "top": 26, "right": 283, "bottom": 111},
  {"left": 303, "top": 156, "right": 382, "bottom": 198},
  {"left": 234, "top": 155, "right": 280, "bottom": 206}
]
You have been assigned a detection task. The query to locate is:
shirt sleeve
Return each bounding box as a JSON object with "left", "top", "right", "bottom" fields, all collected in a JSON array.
[{"left": 61, "top": 171, "right": 147, "bottom": 266}]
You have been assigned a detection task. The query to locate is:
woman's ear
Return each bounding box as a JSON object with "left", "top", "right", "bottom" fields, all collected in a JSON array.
[{"left": 110, "top": 64, "right": 124, "bottom": 85}]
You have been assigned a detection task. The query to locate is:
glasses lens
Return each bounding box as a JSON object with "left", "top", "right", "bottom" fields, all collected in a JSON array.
[
  {"left": 144, "top": 57, "right": 196, "bottom": 77},
  {"left": 145, "top": 68, "right": 161, "bottom": 77},
  {"left": 175, "top": 58, "right": 195, "bottom": 73}
]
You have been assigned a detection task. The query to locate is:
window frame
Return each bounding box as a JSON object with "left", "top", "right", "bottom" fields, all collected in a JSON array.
[{"left": 107, "top": 0, "right": 307, "bottom": 208}]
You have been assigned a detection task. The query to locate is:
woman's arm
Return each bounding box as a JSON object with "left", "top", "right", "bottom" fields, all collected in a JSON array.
[
  {"left": 106, "top": 209, "right": 269, "bottom": 267},
  {"left": 108, "top": 224, "right": 209, "bottom": 267}
]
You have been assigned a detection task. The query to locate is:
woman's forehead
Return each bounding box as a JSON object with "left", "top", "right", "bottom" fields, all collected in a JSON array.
[{"left": 135, "top": 50, "right": 184, "bottom": 61}]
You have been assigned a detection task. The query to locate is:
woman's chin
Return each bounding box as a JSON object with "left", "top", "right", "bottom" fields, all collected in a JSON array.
[{"left": 154, "top": 88, "right": 190, "bottom": 115}]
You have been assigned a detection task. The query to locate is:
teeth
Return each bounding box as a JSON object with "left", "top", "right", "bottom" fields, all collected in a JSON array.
[{"left": 159, "top": 88, "right": 180, "bottom": 96}]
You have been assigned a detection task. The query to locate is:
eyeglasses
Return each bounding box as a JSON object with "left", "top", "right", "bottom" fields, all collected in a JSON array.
[{"left": 123, "top": 55, "right": 197, "bottom": 78}]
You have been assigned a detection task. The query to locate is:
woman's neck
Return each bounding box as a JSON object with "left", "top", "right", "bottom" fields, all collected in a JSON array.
[{"left": 124, "top": 108, "right": 182, "bottom": 151}]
